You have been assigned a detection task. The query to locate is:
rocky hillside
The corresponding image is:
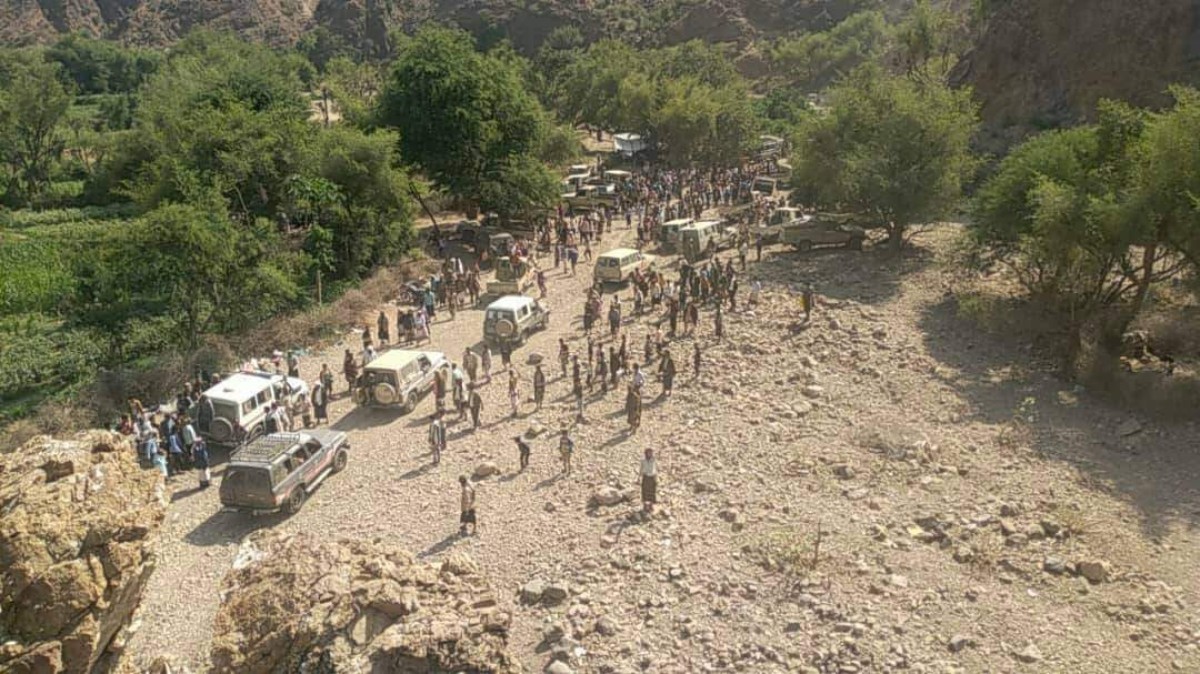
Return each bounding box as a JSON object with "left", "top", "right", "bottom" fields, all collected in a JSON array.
[
  {"left": 0, "top": 0, "right": 880, "bottom": 51},
  {"left": 954, "top": 0, "right": 1200, "bottom": 143},
  {"left": 0, "top": 431, "right": 166, "bottom": 674}
]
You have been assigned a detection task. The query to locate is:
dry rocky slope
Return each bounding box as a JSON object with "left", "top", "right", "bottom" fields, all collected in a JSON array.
[
  {"left": 209, "top": 533, "right": 521, "bottom": 673},
  {"left": 113, "top": 225, "right": 1200, "bottom": 674},
  {"left": 0, "top": 431, "right": 166, "bottom": 674},
  {"left": 954, "top": 0, "right": 1200, "bottom": 143}
]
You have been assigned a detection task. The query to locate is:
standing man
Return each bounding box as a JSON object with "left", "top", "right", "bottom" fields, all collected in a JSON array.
[
  {"left": 507, "top": 370, "right": 520, "bottom": 417},
  {"left": 464, "top": 347, "right": 478, "bottom": 384},
  {"left": 469, "top": 386, "right": 484, "bottom": 431},
  {"left": 755, "top": 233, "right": 764, "bottom": 262},
  {"left": 514, "top": 435, "right": 531, "bottom": 471},
  {"left": 802, "top": 283, "right": 815, "bottom": 322},
  {"left": 459, "top": 476, "right": 477, "bottom": 536},
  {"left": 311, "top": 380, "right": 329, "bottom": 424},
  {"left": 714, "top": 303, "right": 724, "bottom": 342},
  {"left": 558, "top": 339, "right": 570, "bottom": 378},
  {"left": 434, "top": 367, "right": 447, "bottom": 415},
  {"left": 193, "top": 438, "right": 212, "bottom": 489},
  {"left": 692, "top": 342, "right": 701, "bottom": 379},
  {"left": 639, "top": 448, "right": 658, "bottom": 514},
  {"left": 558, "top": 429, "right": 575, "bottom": 475},
  {"left": 659, "top": 350, "right": 676, "bottom": 398},
  {"left": 429, "top": 412, "right": 446, "bottom": 465},
  {"left": 533, "top": 364, "right": 547, "bottom": 411}
]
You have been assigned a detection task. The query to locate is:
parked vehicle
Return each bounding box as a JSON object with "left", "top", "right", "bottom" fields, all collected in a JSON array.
[
  {"left": 659, "top": 218, "right": 693, "bottom": 252},
  {"left": 680, "top": 220, "right": 736, "bottom": 262},
  {"left": 751, "top": 177, "right": 778, "bottom": 196},
  {"left": 219, "top": 431, "right": 349, "bottom": 515},
  {"left": 487, "top": 256, "right": 537, "bottom": 295},
  {"left": 781, "top": 214, "right": 867, "bottom": 252},
  {"left": 195, "top": 372, "right": 308, "bottom": 449},
  {"left": 594, "top": 248, "right": 657, "bottom": 284},
  {"left": 353, "top": 349, "right": 449, "bottom": 413},
  {"left": 603, "top": 169, "right": 632, "bottom": 184},
  {"left": 483, "top": 295, "right": 550, "bottom": 347}
]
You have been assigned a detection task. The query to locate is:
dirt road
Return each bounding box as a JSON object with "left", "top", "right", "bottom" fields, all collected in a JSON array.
[{"left": 126, "top": 225, "right": 1200, "bottom": 673}]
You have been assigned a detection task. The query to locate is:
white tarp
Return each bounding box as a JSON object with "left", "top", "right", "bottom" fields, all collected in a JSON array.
[{"left": 613, "top": 132, "right": 646, "bottom": 156}]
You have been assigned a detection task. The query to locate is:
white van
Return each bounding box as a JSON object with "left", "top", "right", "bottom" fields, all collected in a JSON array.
[
  {"left": 594, "top": 248, "right": 656, "bottom": 284},
  {"left": 659, "top": 218, "right": 693, "bottom": 250},
  {"left": 680, "top": 220, "right": 734, "bottom": 262}
]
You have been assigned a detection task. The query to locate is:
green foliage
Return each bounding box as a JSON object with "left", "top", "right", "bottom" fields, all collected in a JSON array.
[
  {"left": 378, "top": 26, "right": 556, "bottom": 216},
  {"left": 770, "top": 11, "right": 893, "bottom": 90},
  {"left": 754, "top": 87, "right": 812, "bottom": 135},
  {"left": 321, "top": 57, "right": 382, "bottom": 127},
  {"left": 0, "top": 55, "right": 74, "bottom": 207},
  {"left": 551, "top": 40, "right": 758, "bottom": 167},
  {"left": 793, "top": 67, "right": 978, "bottom": 246},
  {"left": 45, "top": 34, "right": 161, "bottom": 95}
]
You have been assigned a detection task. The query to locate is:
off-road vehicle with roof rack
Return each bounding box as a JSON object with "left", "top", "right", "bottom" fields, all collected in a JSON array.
[
  {"left": 195, "top": 371, "right": 308, "bottom": 449},
  {"left": 219, "top": 430, "right": 350, "bottom": 515},
  {"left": 353, "top": 349, "right": 449, "bottom": 413}
]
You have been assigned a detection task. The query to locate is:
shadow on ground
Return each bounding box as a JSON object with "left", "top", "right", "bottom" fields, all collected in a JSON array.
[{"left": 917, "top": 293, "right": 1200, "bottom": 542}]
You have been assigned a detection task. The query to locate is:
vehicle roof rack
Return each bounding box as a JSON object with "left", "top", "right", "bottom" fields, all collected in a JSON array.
[{"left": 231, "top": 433, "right": 304, "bottom": 463}]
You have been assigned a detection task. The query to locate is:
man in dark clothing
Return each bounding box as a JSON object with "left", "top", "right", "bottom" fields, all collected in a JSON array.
[
  {"left": 533, "top": 364, "right": 547, "bottom": 410},
  {"left": 714, "top": 303, "right": 724, "bottom": 342},
  {"left": 469, "top": 387, "right": 483, "bottom": 430},
  {"left": 693, "top": 343, "right": 701, "bottom": 378},
  {"left": 660, "top": 350, "right": 676, "bottom": 397},
  {"left": 514, "top": 436, "right": 531, "bottom": 471}
]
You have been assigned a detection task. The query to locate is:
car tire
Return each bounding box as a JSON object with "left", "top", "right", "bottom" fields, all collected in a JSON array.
[
  {"left": 283, "top": 488, "right": 305, "bottom": 515},
  {"left": 332, "top": 449, "right": 348, "bottom": 473},
  {"left": 210, "top": 418, "right": 234, "bottom": 443},
  {"left": 797, "top": 240, "right": 813, "bottom": 253},
  {"left": 404, "top": 391, "right": 418, "bottom": 414},
  {"left": 848, "top": 237, "right": 864, "bottom": 251}
]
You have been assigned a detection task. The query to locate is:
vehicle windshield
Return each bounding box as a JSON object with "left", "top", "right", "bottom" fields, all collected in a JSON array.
[{"left": 223, "top": 466, "right": 275, "bottom": 493}]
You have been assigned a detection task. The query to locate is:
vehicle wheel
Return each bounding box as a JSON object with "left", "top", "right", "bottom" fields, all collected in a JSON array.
[
  {"left": 332, "top": 449, "right": 348, "bottom": 473},
  {"left": 796, "top": 240, "right": 813, "bottom": 253},
  {"left": 283, "top": 488, "right": 306, "bottom": 515},
  {"left": 848, "top": 237, "right": 864, "bottom": 251},
  {"left": 404, "top": 391, "right": 418, "bottom": 414},
  {"left": 210, "top": 417, "right": 234, "bottom": 443}
]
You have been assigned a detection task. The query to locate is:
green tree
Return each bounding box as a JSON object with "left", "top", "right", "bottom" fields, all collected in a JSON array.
[
  {"left": 0, "top": 56, "right": 73, "bottom": 206},
  {"left": 793, "top": 67, "right": 978, "bottom": 249},
  {"left": 1128, "top": 88, "right": 1200, "bottom": 302},
  {"left": 378, "top": 26, "right": 552, "bottom": 215},
  {"left": 93, "top": 202, "right": 301, "bottom": 348},
  {"left": 770, "top": 11, "right": 892, "bottom": 89}
]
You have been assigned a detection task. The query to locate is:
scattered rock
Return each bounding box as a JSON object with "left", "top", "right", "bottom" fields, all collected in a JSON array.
[
  {"left": 542, "top": 582, "right": 570, "bottom": 605},
  {"left": 832, "top": 463, "right": 856, "bottom": 480},
  {"left": 801, "top": 385, "right": 825, "bottom": 399},
  {"left": 1043, "top": 556, "right": 1068, "bottom": 575},
  {"left": 521, "top": 580, "right": 547, "bottom": 604},
  {"left": 948, "top": 634, "right": 975, "bottom": 653},
  {"left": 1116, "top": 418, "right": 1143, "bottom": 437},
  {"left": 589, "top": 486, "right": 625, "bottom": 508},
  {"left": 1077, "top": 559, "right": 1112, "bottom": 584},
  {"left": 473, "top": 461, "right": 501, "bottom": 479},
  {"left": 888, "top": 574, "right": 909, "bottom": 589},
  {"left": 546, "top": 661, "right": 574, "bottom": 674},
  {"left": 1016, "top": 644, "right": 1044, "bottom": 663}
]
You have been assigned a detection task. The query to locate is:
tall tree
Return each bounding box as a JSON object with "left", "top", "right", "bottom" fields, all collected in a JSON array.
[
  {"left": 377, "top": 26, "right": 555, "bottom": 216},
  {"left": 793, "top": 67, "right": 978, "bottom": 249},
  {"left": 0, "top": 56, "right": 73, "bottom": 207}
]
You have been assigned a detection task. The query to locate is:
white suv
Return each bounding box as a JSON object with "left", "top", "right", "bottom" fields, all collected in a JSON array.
[
  {"left": 353, "top": 349, "right": 450, "bottom": 413},
  {"left": 195, "top": 372, "right": 309, "bottom": 447},
  {"left": 483, "top": 295, "right": 550, "bottom": 347}
]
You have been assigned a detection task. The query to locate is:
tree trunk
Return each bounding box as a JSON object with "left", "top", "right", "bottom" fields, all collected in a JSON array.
[
  {"left": 408, "top": 184, "right": 439, "bottom": 227},
  {"left": 888, "top": 223, "right": 904, "bottom": 252},
  {"left": 1130, "top": 239, "right": 1158, "bottom": 318}
]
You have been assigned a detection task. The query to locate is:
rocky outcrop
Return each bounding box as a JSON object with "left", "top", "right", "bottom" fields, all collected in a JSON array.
[
  {"left": 210, "top": 533, "right": 522, "bottom": 674},
  {"left": 954, "top": 0, "right": 1200, "bottom": 146},
  {"left": 0, "top": 431, "right": 166, "bottom": 674}
]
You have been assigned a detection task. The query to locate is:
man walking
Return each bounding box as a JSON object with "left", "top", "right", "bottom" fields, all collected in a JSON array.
[
  {"left": 429, "top": 412, "right": 446, "bottom": 465},
  {"left": 660, "top": 350, "right": 676, "bottom": 398},
  {"left": 714, "top": 303, "right": 724, "bottom": 342},
  {"left": 692, "top": 342, "right": 701, "bottom": 378},
  {"left": 639, "top": 447, "right": 658, "bottom": 514},
  {"left": 311, "top": 380, "right": 329, "bottom": 424},
  {"left": 514, "top": 435, "right": 531, "bottom": 471},
  {"left": 802, "top": 283, "right": 815, "bottom": 322},
  {"left": 558, "top": 338, "right": 570, "bottom": 378},
  {"left": 459, "top": 476, "right": 477, "bottom": 536}
]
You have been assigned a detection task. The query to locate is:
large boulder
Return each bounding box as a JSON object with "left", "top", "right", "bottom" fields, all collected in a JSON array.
[
  {"left": 0, "top": 431, "right": 166, "bottom": 674},
  {"left": 210, "top": 533, "right": 523, "bottom": 673}
]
